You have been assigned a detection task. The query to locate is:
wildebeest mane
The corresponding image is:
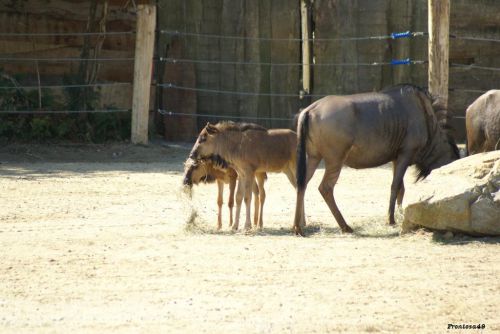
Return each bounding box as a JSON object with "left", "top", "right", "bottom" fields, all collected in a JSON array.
[
  {"left": 404, "top": 85, "right": 460, "bottom": 180},
  {"left": 206, "top": 154, "right": 230, "bottom": 170},
  {"left": 200, "top": 174, "right": 216, "bottom": 183},
  {"left": 215, "top": 121, "right": 267, "bottom": 132},
  {"left": 183, "top": 157, "right": 225, "bottom": 186},
  {"left": 382, "top": 83, "right": 433, "bottom": 100}
]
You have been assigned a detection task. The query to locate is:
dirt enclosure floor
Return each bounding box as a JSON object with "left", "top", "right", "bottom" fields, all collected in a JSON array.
[{"left": 0, "top": 142, "right": 499, "bottom": 333}]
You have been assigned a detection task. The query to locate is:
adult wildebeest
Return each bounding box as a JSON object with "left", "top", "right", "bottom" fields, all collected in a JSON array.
[
  {"left": 466, "top": 90, "right": 500, "bottom": 155},
  {"left": 188, "top": 121, "right": 298, "bottom": 231},
  {"left": 293, "top": 84, "right": 460, "bottom": 236},
  {"left": 183, "top": 157, "right": 264, "bottom": 229}
]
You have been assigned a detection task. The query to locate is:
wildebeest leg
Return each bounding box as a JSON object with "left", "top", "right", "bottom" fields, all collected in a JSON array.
[
  {"left": 233, "top": 179, "right": 245, "bottom": 231},
  {"left": 284, "top": 166, "right": 307, "bottom": 227},
  {"left": 389, "top": 155, "right": 412, "bottom": 225},
  {"left": 252, "top": 180, "right": 260, "bottom": 227},
  {"left": 293, "top": 156, "right": 321, "bottom": 235},
  {"left": 392, "top": 160, "right": 405, "bottom": 205},
  {"left": 467, "top": 127, "right": 484, "bottom": 155},
  {"left": 318, "top": 160, "right": 353, "bottom": 233},
  {"left": 284, "top": 164, "right": 297, "bottom": 188},
  {"left": 243, "top": 174, "right": 255, "bottom": 231},
  {"left": 228, "top": 175, "right": 237, "bottom": 227},
  {"left": 255, "top": 172, "right": 266, "bottom": 229},
  {"left": 216, "top": 180, "right": 224, "bottom": 230}
]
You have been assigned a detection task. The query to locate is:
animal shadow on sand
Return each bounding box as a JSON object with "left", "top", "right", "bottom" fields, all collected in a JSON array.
[
  {"left": 185, "top": 213, "right": 400, "bottom": 239},
  {"left": 431, "top": 232, "right": 500, "bottom": 245}
]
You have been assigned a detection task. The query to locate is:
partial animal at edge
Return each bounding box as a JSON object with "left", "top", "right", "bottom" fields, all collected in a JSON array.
[{"left": 465, "top": 89, "right": 500, "bottom": 155}]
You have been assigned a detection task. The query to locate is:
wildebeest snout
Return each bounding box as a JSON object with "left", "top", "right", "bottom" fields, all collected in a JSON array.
[
  {"left": 182, "top": 159, "right": 197, "bottom": 187},
  {"left": 188, "top": 145, "right": 201, "bottom": 160},
  {"left": 183, "top": 176, "right": 193, "bottom": 187}
]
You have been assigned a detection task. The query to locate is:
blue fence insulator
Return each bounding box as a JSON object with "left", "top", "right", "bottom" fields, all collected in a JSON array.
[
  {"left": 391, "top": 58, "right": 411, "bottom": 66},
  {"left": 391, "top": 31, "right": 412, "bottom": 39}
]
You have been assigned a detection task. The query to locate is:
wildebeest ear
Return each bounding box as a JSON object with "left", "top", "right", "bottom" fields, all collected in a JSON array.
[{"left": 206, "top": 123, "right": 219, "bottom": 134}]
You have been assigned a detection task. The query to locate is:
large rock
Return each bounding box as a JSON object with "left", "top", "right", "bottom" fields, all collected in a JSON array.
[{"left": 402, "top": 151, "right": 500, "bottom": 235}]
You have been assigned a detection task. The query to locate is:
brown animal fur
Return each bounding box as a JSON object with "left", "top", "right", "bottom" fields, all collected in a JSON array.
[
  {"left": 294, "top": 85, "right": 459, "bottom": 236},
  {"left": 188, "top": 121, "right": 299, "bottom": 231},
  {"left": 183, "top": 158, "right": 264, "bottom": 230},
  {"left": 466, "top": 90, "right": 500, "bottom": 155}
]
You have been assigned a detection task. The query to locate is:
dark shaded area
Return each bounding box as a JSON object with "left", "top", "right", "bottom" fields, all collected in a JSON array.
[
  {"left": 432, "top": 231, "right": 500, "bottom": 245},
  {"left": 0, "top": 141, "right": 193, "bottom": 162}
]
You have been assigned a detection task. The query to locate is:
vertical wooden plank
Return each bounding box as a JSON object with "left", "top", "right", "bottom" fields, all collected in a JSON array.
[
  {"left": 301, "top": 0, "right": 311, "bottom": 96},
  {"left": 131, "top": 0, "right": 156, "bottom": 145},
  {"left": 428, "top": 0, "right": 450, "bottom": 114},
  {"left": 268, "top": 0, "right": 300, "bottom": 128},
  {"left": 219, "top": 0, "right": 244, "bottom": 122},
  {"left": 387, "top": 0, "right": 413, "bottom": 86},
  {"left": 313, "top": 0, "right": 358, "bottom": 97}
]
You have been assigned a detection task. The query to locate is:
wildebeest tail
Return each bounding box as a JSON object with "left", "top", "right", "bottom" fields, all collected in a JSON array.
[{"left": 296, "top": 110, "right": 309, "bottom": 190}]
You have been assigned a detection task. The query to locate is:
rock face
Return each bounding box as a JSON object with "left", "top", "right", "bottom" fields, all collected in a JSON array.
[{"left": 402, "top": 151, "right": 500, "bottom": 235}]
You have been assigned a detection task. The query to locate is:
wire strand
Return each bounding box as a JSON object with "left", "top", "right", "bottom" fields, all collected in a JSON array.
[
  {"left": 160, "top": 29, "right": 426, "bottom": 42},
  {"left": 0, "top": 82, "right": 131, "bottom": 90},
  {"left": 0, "top": 57, "right": 134, "bottom": 62},
  {"left": 0, "top": 31, "right": 135, "bottom": 37},
  {"left": 159, "top": 83, "right": 314, "bottom": 97},
  {"left": 449, "top": 88, "right": 488, "bottom": 93},
  {"left": 159, "top": 109, "right": 466, "bottom": 122},
  {"left": 451, "top": 35, "right": 500, "bottom": 43},
  {"left": 0, "top": 109, "right": 131, "bottom": 114},
  {"left": 158, "top": 110, "right": 293, "bottom": 121},
  {"left": 160, "top": 57, "right": 427, "bottom": 67},
  {"left": 451, "top": 63, "right": 500, "bottom": 72}
]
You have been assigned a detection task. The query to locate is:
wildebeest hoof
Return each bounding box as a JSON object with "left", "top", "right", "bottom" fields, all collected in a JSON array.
[
  {"left": 294, "top": 226, "right": 305, "bottom": 237},
  {"left": 342, "top": 225, "right": 354, "bottom": 233}
]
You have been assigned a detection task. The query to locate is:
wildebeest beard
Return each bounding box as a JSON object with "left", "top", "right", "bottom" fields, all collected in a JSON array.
[
  {"left": 204, "top": 154, "right": 230, "bottom": 170},
  {"left": 414, "top": 125, "right": 459, "bottom": 180},
  {"left": 183, "top": 154, "right": 231, "bottom": 187}
]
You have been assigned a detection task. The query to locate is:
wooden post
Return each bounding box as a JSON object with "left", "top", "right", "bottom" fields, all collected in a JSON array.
[
  {"left": 300, "top": 0, "right": 311, "bottom": 98},
  {"left": 428, "top": 0, "right": 450, "bottom": 114},
  {"left": 131, "top": 0, "right": 156, "bottom": 145}
]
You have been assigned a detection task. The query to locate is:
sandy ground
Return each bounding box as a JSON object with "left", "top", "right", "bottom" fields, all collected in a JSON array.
[{"left": 0, "top": 143, "right": 499, "bottom": 333}]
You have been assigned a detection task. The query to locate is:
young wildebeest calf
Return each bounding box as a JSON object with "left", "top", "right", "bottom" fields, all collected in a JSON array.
[
  {"left": 293, "top": 84, "right": 460, "bottom": 236},
  {"left": 466, "top": 90, "right": 500, "bottom": 154},
  {"left": 188, "top": 122, "right": 298, "bottom": 231},
  {"left": 183, "top": 157, "right": 264, "bottom": 229}
]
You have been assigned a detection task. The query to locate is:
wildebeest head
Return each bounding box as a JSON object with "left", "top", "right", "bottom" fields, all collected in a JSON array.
[
  {"left": 188, "top": 122, "right": 221, "bottom": 162},
  {"left": 416, "top": 124, "right": 460, "bottom": 180},
  {"left": 182, "top": 158, "right": 216, "bottom": 187}
]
